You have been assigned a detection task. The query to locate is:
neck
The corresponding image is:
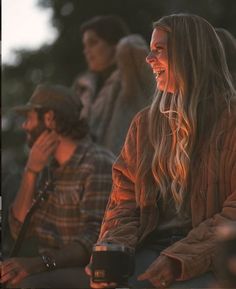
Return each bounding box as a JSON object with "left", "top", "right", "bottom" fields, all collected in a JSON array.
[
  {"left": 54, "top": 136, "right": 78, "bottom": 166},
  {"left": 95, "top": 64, "right": 116, "bottom": 91},
  {"left": 98, "top": 63, "right": 117, "bottom": 80}
]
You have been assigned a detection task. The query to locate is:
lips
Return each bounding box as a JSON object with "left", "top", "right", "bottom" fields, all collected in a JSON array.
[
  {"left": 154, "top": 70, "right": 165, "bottom": 80},
  {"left": 153, "top": 67, "right": 165, "bottom": 78}
]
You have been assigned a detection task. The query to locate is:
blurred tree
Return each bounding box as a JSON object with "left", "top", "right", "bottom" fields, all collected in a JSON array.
[
  {"left": 2, "top": 0, "right": 236, "bottom": 167},
  {"left": 3, "top": 0, "right": 236, "bottom": 109}
]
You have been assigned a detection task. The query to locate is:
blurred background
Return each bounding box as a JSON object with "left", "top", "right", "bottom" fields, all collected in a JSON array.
[{"left": 2, "top": 0, "right": 236, "bottom": 190}]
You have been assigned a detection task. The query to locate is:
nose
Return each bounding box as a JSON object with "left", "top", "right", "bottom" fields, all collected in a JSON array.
[
  {"left": 22, "top": 120, "right": 27, "bottom": 130},
  {"left": 146, "top": 51, "right": 156, "bottom": 65},
  {"left": 83, "top": 43, "right": 92, "bottom": 56},
  {"left": 83, "top": 46, "right": 87, "bottom": 56}
]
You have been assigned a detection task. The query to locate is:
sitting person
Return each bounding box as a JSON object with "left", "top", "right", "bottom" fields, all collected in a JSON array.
[
  {"left": 86, "top": 14, "right": 236, "bottom": 288},
  {"left": 0, "top": 84, "right": 115, "bottom": 288},
  {"left": 73, "top": 15, "right": 155, "bottom": 156}
]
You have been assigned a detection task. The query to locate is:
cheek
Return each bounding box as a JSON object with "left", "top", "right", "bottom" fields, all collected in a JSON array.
[
  {"left": 23, "top": 121, "right": 33, "bottom": 131},
  {"left": 98, "top": 43, "right": 114, "bottom": 58},
  {"left": 160, "top": 53, "right": 168, "bottom": 66},
  {"left": 90, "top": 46, "right": 115, "bottom": 70},
  {"left": 102, "top": 49, "right": 115, "bottom": 65}
]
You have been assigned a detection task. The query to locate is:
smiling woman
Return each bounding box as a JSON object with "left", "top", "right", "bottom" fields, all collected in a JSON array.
[
  {"left": 87, "top": 13, "right": 236, "bottom": 289},
  {"left": 2, "top": 0, "right": 57, "bottom": 65},
  {"left": 146, "top": 28, "right": 176, "bottom": 93}
]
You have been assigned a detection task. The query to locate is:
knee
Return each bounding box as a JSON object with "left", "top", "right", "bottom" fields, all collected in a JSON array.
[{"left": 18, "top": 273, "right": 51, "bottom": 288}]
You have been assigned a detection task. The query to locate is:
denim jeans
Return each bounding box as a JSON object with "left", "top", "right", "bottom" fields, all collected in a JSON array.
[
  {"left": 14, "top": 267, "right": 90, "bottom": 288},
  {"left": 13, "top": 247, "right": 216, "bottom": 288}
]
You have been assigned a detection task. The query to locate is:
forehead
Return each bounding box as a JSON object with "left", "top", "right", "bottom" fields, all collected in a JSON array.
[
  {"left": 25, "top": 109, "right": 38, "bottom": 119},
  {"left": 150, "top": 28, "right": 168, "bottom": 46},
  {"left": 82, "top": 29, "right": 101, "bottom": 43}
]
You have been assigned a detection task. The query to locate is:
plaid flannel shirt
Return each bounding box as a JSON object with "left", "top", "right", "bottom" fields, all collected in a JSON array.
[{"left": 9, "top": 136, "right": 115, "bottom": 254}]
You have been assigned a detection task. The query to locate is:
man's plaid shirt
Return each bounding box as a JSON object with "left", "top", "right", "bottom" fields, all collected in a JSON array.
[{"left": 9, "top": 136, "right": 115, "bottom": 254}]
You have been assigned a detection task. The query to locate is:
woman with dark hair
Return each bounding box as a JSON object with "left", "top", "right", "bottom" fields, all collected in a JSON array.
[
  {"left": 87, "top": 14, "right": 236, "bottom": 288},
  {"left": 73, "top": 15, "right": 155, "bottom": 156}
]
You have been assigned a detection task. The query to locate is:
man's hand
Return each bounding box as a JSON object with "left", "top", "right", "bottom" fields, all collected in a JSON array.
[
  {"left": 138, "top": 255, "right": 181, "bottom": 288},
  {"left": 11, "top": 130, "right": 59, "bottom": 222},
  {"left": 26, "top": 130, "right": 59, "bottom": 173},
  {"left": 0, "top": 257, "right": 43, "bottom": 286}
]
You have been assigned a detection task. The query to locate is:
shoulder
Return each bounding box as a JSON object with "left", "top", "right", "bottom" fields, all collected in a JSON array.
[
  {"left": 90, "top": 143, "right": 115, "bottom": 161},
  {"left": 84, "top": 141, "right": 115, "bottom": 167},
  {"left": 129, "top": 106, "right": 150, "bottom": 130},
  {"left": 121, "top": 106, "right": 150, "bottom": 152},
  {"left": 72, "top": 137, "right": 115, "bottom": 165}
]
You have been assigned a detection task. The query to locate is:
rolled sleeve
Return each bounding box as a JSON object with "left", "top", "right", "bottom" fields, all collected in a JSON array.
[{"left": 8, "top": 206, "right": 23, "bottom": 239}]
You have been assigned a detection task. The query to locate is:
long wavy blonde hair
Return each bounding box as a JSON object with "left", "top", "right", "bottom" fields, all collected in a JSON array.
[{"left": 136, "top": 14, "right": 235, "bottom": 210}]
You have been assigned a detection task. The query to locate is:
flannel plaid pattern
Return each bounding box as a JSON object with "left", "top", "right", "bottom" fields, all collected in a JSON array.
[{"left": 9, "top": 137, "right": 115, "bottom": 254}]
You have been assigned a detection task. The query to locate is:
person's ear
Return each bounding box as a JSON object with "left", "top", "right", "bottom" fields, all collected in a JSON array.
[{"left": 44, "top": 110, "right": 56, "bottom": 130}]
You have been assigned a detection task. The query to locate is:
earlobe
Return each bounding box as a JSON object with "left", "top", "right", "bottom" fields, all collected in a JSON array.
[{"left": 44, "top": 110, "right": 56, "bottom": 130}]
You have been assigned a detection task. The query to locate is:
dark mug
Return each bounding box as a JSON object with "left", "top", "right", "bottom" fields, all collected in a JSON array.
[{"left": 92, "top": 243, "right": 135, "bottom": 286}]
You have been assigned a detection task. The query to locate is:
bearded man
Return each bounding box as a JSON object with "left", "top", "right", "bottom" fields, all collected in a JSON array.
[{"left": 0, "top": 84, "right": 114, "bottom": 288}]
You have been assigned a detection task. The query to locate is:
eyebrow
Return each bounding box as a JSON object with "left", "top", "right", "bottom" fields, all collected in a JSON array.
[
  {"left": 150, "top": 41, "right": 166, "bottom": 49},
  {"left": 154, "top": 38, "right": 167, "bottom": 45}
]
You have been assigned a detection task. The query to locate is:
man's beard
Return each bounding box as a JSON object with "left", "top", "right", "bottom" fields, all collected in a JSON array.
[{"left": 27, "top": 120, "right": 48, "bottom": 148}]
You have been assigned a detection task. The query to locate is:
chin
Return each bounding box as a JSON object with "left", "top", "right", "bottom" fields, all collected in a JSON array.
[
  {"left": 90, "top": 66, "right": 102, "bottom": 73},
  {"left": 87, "top": 62, "right": 95, "bottom": 71},
  {"left": 157, "top": 84, "right": 175, "bottom": 94},
  {"left": 157, "top": 84, "right": 164, "bottom": 91}
]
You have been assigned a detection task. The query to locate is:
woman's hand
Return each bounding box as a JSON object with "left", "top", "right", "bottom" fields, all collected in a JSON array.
[
  {"left": 0, "top": 257, "right": 43, "bottom": 286},
  {"left": 138, "top": 255, "right": 181, "bottom": 288}
]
